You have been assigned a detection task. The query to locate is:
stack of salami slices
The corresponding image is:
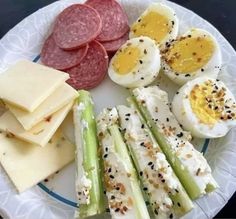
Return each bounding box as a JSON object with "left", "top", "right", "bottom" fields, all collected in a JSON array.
[{"left": 41, "top": 0, "right": 129, "bottom": 90}]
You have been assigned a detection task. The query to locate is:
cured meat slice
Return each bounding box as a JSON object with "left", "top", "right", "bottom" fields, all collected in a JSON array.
[
  {"left": 41, "top": 34, "right": 88, "bottom": 70},
  {"left": 86, "top": 0, "right": 129, "bottom": 42},
  {"left": 101, "top": 30, "right": 129, "bottom": 52},
  {"left": 66, "top": 41, "right": 108, "bottom": 90},
  {"left": 53, "top": 4, "right": 102, "bottom": 50}
]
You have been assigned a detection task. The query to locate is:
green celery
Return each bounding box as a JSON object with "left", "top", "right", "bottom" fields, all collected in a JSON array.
[
  {"left": 74, "top": 90, "right": 105, "bottom": 218},
  {"left": 109, "top": 124, "right": 151, "bottom": 219},
  {"left": 129, "top": 95, "right": 214, "bottom": 200}
]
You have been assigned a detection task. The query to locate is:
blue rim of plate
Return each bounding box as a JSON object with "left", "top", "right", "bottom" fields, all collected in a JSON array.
[{"left": 33, "top": 54, "right": 210, "bottom": 208}]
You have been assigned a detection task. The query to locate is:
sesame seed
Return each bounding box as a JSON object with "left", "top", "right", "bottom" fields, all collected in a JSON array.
[
  {"left": 106, "top": 208, "right": 110, "bottom": 212},
  {"left": 201, "top": 68, "right": 204, "bottom": 72},
  {"left": 148, "top": 162, "right": 153, "bottom": 166},
  {"left": 103, "top": 154, "right": 108, "bottom": 158},
  {"left": 139, "top": 60, "right": 143, "bottom": 64},
  {"left": 177, "top": 202, "right": 181, "bottom": 207},
  {"left": 154, "top": 209, "right": 159, "bottom": 215},
  {"left": 185, "top": 74, "right": 191, "bottom": 77},
  {"left": 140, "top": 171, "right": 143, "bottom": 176},
  {"left": 166, "top": 118, "right": 169, "bottom": 122},
  {"left": 177, "top": 132, "right": 183, "bottom": 138},
  {"left": 123, "top": 206, "right": 128, "bottom": 211},
  {"left": 125, "top": 113, "right": 131, "bottom": 116},
  {"left": 169, "top": 213, "right": 173, "bottom": 219},
  {"left": 115, "top": 208, "right": 120, "bottom": 212},
  {"left": 125, "top": 118, "right": 129, "bottom": 121},
  {"left": 161, "top": 179, "right": 165, "bottom": 183},
  {"left": 141, "top": 124, "right": 145, "bottom": 129},
  {"left": 139, "top": 39, "right": 144, "bottom": 42},
  {"left": 111, "top": 195, "right": 115, "bottom": 199},
  {"left": 144, "top": 49, "right": 147, "bottom": 54},
  {"left": 143, "top": 187, "right": 148, "bottom": 191},
  {"left": 110, "top": 175, "right": 114, "bottom": 179},
  {"left": 141, "top": 77, "right": 144, "bottom": 80}
]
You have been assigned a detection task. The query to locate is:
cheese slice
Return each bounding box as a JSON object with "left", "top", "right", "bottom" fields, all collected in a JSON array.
[
  {"left": 0, "top": 60, "right": 69, "bottom": 112},
  {"left": 6, "top": 83, "right": 78, "bottom": 130},
  {"left": 0, "top": 101, "right": 74, "bottom": 146},
  {"left": 0, "top": 129, "right": 75, "bottom": 193}
]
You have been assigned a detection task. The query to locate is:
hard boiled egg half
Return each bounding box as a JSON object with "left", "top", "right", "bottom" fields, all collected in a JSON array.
[
  {"left": 172, "top": 77, "right": 236, "bottom": 138},
  {"left": 130, "top": 3, "right": 179, "bottom": 48},
  {"left": 162, "top": 28, "right": 222, "bottom": 85},
  {"left": 108, "top": 36, "right": 160, "bottom": 88}
]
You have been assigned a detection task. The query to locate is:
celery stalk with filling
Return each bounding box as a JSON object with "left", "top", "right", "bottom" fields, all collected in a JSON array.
[
  {"left": 131, "top": 86, "right": 218, "bottom": 200},
  {"left": 117, "top": 105, "right": 193, "bottom": 219},
  {"left": 74, "top": 90, "right": 105, "bottom": 218},
  {"left": 97, "top": 108, "right": 150, "bottom": 219}
]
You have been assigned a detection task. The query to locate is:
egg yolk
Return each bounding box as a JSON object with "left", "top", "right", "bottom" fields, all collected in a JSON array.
[
  {"left": 112, "top": 45, "right": 141, "bottom": 75},
  {"left": 165, "top": 36, "right": 215, "bottom": 73},
  {"left": 190, "top": 81, "right": 226, "bottom": 125},
  {"left": 131, "top": 11, "right": 171, "bottom": 44}
]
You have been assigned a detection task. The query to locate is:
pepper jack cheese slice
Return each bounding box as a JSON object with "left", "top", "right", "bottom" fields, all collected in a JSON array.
[
  {"left": 0, "top": 101, "right": 74, "bottom": 146},
  {"left": 0, "top": 129, "right": 75, "bottom": 193},
  {"left": 6, "top": 83, "right": 78, "bottom": 130},
  {"left": 0, "top": 60, "right": 69, "bottom": 112}
]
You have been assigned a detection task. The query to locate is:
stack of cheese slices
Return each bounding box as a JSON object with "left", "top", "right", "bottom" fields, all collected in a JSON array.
[{"left": 0, "top": 60, "right": 78, "bottom": 192}]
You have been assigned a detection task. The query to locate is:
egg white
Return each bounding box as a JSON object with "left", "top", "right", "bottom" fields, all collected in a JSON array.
[
  {"left": 129, "top": 3, "right": 179, "bottom": 49},
  {"left": 162, "top": 28, "right": 222, "bottom": 86},
  {"left": 108, "top": 36, "right": 160, "bottom": 88},
  {"left": 172, "top": 77, "right": 236, "bottom": 138}
]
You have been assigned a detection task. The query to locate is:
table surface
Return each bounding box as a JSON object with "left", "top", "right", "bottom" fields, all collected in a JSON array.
[{"left": 0, "top": 0, "right": 236, "bottom": 218}]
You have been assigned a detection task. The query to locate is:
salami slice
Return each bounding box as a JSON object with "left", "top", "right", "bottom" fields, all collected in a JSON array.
[
  {"left": 53, "top": 4, "right": 102, "bottom": 50},
  {"left": 101, "top": 30, "right": 129, "bottom": 52},
  {"left": 86, "top": 0, "right": 129, "bottom": 42},
  {"left": 41, "top": 34, "right": 88, "bottom": 70},
  {"left": 66, "top": 41, "right": 109, "bottom": 90}
]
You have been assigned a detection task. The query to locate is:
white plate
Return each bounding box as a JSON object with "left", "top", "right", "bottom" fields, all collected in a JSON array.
[{"left": 0, "top": 0, "right": 236, "bottom": 218}]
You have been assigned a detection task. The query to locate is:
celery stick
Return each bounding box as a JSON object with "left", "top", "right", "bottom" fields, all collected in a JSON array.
[
  {"left": 117, "top": 104, "right": 193, "bottom": 218},
  {"left": 130, "top": 87, "right": 218, "bottom": 200},
  {"left": 109, "top": 124, "right": 151, "bottom": 219},
  {"left": 97, "top": 108, "right": 150, "bottom": 219},
  {"left": 74, "top": 90, "right": 105, "bottom": 218}
]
